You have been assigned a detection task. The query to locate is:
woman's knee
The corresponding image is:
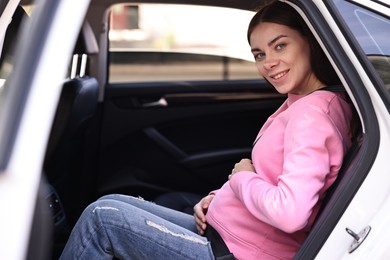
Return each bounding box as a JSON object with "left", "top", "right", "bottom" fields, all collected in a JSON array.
[
  {"left": 97, "top": 193, "right": 124, "bottom": 201},
  {"left": 79, "top": 199, "right": 125, "bottom": 228},
  {"left": 82, "top": 197, "right": 122, "bottom": 218}
]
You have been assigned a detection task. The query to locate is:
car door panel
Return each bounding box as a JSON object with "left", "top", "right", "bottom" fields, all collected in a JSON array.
[{"left": 97, "top": 80, "right": 285, "bottom": 199}]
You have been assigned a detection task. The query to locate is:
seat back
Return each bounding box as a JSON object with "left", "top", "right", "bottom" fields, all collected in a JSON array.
[
  {"left": 44, "top": 76, "right": 99, "bottom": 166},
  {"left": 44, "top": 76, "right": 99, "bottom": 220},
  {"left": 43, "top": 21, "right": 99, "bottom": 226}
]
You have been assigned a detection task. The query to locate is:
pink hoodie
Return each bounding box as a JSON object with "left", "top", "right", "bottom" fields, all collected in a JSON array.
[{"left": 206, "top": 90, "right": 352, "bottom": 259}]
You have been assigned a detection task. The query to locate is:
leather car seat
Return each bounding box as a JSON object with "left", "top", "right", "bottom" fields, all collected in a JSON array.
[{"left": 43, "top": 21, "right": 99, "bottom": 227}]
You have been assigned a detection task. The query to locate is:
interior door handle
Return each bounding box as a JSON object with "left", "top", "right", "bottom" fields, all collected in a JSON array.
[{"left": 141, "top": 97, "right": 168, "bottom": 108}]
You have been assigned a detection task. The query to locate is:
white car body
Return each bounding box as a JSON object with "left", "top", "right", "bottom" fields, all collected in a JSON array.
[
  {"left": 0, "top": 0, "right": 389, "bottom": 259},
  {"left": 0, "top": 0, "right": 90, "bottom": 259}
]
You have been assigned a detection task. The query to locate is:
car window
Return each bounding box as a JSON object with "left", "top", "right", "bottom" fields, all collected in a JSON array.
[
  {"left": 108, "top": 4, "right": 259, "bottom": 83},
  {"left": 334, "top": 0, "right": 390, "bottom": 89}
]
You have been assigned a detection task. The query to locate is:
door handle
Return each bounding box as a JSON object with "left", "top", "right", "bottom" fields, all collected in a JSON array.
[{"left": 141, "top": 97, "right": 168, "bottom": 108}]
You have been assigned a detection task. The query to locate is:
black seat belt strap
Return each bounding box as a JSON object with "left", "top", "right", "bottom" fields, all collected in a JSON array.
[{"left": 205, "top": 225, "right": 236, "bottom": 260}]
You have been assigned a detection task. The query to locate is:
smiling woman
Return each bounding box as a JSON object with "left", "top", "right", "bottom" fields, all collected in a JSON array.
[
  {"left": 3, "top": 0, "right": 390, "bottom": 259},
  {"left": 247, "top": 2, "right": 341, "bottom": 94},
  {"left": 250, "top": 23, "right": 323, "bottom": 94},
  {"left": 59, "top": 1, "right": 354, "bottom": 259}
]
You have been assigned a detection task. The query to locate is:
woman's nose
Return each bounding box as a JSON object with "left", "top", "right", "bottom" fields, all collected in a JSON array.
[{"left": 263, "top": 56, "right": 278, "bottom": 70}]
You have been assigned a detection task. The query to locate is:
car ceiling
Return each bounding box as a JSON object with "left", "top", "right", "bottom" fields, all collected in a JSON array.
[
  {"left": 92, "top": 0, "right": 269, "bottom": 11},
  {"left": 20, "top": 0, "right": 270, "bottom": 11}
]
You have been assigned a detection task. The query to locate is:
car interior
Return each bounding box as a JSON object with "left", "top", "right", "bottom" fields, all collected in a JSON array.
[
  {"left": 43, "top": 20, "right": 100, "bottom": 229},
  {"left": 4, "top": 0, "right": 385, "bottom": 259}
]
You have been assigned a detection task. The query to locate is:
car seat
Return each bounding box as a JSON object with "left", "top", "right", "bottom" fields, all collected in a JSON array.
[{"left": 43, "top": 21, "right": 99, "bottom": 227}]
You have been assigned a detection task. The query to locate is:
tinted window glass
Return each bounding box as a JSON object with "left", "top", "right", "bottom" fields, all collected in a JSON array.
[
  {"left": 335, "top": 0, "right": 390, "bottom": 88},
  {"left": 108, "top": 4, "right": 258, "bottom": 83}
]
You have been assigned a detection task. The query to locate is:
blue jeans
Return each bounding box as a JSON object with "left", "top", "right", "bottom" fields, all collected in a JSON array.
[{"left": 59, "top": 194, "right": 215, "bottom": 260}]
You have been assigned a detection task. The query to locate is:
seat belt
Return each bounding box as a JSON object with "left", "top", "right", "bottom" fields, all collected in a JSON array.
[{"left": 205, "top": 225, "right": 236, "bottom": 260}]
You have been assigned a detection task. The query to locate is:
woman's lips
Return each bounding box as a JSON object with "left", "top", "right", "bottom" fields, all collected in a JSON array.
[{"left": 271, "top": 70, "right": 289, "bottom": 80}]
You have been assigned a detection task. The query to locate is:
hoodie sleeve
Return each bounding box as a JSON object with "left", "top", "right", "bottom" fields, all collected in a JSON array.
[{"left": 229, "top": 106, "right": 346, "bottom": 233}]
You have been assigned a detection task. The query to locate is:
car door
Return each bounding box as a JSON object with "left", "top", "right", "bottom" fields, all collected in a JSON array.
[
  {"left": 292, "top": 0, "right": 390, "bottom": 258},
  {"left": 0, "top": 0, "right": 90, "bottom": 259},
  {"left": 95, "top": 3, "right": 286, "bottom": 201}
]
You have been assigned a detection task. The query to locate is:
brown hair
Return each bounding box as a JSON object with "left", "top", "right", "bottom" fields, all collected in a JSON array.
[{"left": 247, "top": 1, "right": 341, "bottom": 86}]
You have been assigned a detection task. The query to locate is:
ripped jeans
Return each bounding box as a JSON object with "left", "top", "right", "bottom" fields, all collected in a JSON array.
[{"left": 59, "top": 194, "right": 215, "bottom": 260}]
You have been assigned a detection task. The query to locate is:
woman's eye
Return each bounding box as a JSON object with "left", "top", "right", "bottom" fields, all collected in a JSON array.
[
  {"left": 275, "top": 43, "right": 286, "bottom": 50},
  {"left": 254, "top": 52, "right": 265, "bottom": 61}
]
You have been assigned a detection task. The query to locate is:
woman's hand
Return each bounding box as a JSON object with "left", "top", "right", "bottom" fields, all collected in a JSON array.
[
  {"left": 229, "top": 158, "right": 255, "bottom": 180},
  {"left": 193, "top": 194, "right": 214, "bottom": 235}
]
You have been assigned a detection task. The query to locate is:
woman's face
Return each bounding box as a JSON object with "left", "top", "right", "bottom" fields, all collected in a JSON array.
[{"left": 250, "top": 22, "right": 323, "bottom": 95}]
